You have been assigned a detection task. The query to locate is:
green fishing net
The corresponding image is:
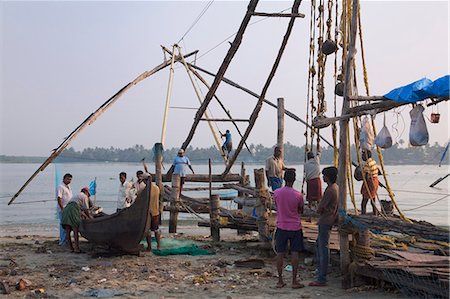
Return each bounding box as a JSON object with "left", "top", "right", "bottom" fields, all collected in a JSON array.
[{"left": 141, "top": 237, "right": 215, "bottom": 256}]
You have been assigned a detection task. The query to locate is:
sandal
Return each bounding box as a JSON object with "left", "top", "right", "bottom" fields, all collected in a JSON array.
[
  {"left": 276, "top": 282, "right": 286, "bottom": 288},
  {"left": 308, "top": 281, "right": 327, "bottom": 287}
]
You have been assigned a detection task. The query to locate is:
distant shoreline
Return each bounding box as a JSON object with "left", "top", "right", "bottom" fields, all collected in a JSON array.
[{"left": 0, "top": 158, "right": 446, "bottom": 166}]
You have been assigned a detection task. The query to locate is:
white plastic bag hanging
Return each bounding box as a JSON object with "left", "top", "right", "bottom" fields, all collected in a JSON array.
[
  {"left": 374, "top": 114, "right": 393, "bottom": 149},
  {"left": 409, "top": 104, "right": 429, "bottom": 146},
  {"left": 360, "top": 116, "right": 374, "bottom": 151}
]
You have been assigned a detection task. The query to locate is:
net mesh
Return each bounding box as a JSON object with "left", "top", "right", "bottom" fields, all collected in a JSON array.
[{"left": 382, "top": 268, "right": 449, "bottom": 299}]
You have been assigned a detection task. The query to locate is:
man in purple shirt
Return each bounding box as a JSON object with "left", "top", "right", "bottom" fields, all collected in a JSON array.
[{"left": 273, "top": 169, "right": 304, "bottom": 289}]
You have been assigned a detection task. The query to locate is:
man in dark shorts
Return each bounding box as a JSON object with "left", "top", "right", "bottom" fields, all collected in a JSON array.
[
  {"left": 143, "top": 173, "right": 161, "bottom": 251},
  {"left": 273, "top": 169, "right": 305, "bottom": 289}
]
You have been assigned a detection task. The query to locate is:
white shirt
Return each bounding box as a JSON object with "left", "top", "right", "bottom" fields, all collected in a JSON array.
[
  {"left": 69, "top": 192, "right": 90, "bottom": 210},
  {"left": 57, "top": 183, "right": 72, "bottom": 211},
  {"left": 304, "top": 153, "right": 321, "bottom": 181},
  {"left": 117, "top": 181, "right": 133, "bottom": 209}
]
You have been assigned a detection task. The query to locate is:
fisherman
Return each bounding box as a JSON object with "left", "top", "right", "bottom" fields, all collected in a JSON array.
[
  {"left": 361, "top": 150, "right": 379, "bottom": 215},
  {"left": 139, "top": 162, "right": 162, "bottom": 251},
  {"left": 56, "top": 173, "right": 73, "bottom": 246},
  {"left": 220, "top": 129, "right": 232, "bottom": 159},
  {"left": 265, "top": 146, "right": 291, "bottom": 191},
  {"left": 172, "top": 149, "right": 194, "bottom": 197},
  {"left": 61, "top": 187, "right": 92, "bottom": 253},
  {"left": 144, "top": 174, "right": 161, "bottom": 251},
  {"left": 304, "top": 148, "right": 323, "bottom": 209},
  {"left": 117, "top": 172, "right": 133, "bottom": 211},
  {"left": 309, "top": 166, "right": 338, "bottom": 287},
  {"left": 273, "top": 169, "right": 305, "bottom": 289}
]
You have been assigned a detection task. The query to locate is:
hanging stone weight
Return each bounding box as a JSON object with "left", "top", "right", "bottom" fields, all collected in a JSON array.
[
  {"left": 335, "top": 82, "right": 344, "bottom": 97},
  {"left": 322, "top": 39, "right": 338, "bottom": 55},
  {"left": 312, "top": 115, "right": 330, "bottom": 129}
]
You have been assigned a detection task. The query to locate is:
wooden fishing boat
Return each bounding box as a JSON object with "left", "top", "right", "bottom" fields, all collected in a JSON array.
[{"left": 79, "top": 180, "right": 152, "bottom": 253}]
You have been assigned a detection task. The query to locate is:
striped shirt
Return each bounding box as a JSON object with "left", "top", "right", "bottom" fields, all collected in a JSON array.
[{"left": 363, "top": 158, "right": 378, "bottom": 177}]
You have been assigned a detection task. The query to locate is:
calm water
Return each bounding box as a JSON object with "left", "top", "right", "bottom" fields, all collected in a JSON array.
[{"left": 0, "top": 162, "right": 449, "bottom": 235}]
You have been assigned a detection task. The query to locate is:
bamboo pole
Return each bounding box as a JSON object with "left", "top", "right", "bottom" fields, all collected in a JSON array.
[
  {"left": 169, "top": 174, "right": 181, "bottom": 233},
  {"left": 177, "top": 46, "right": 226, "bottom": 162},
  {"left": 187, "top": 62, "right": 334, "bottom": 148},
  {"left": 254, "top": 168, "right": 270, "bottom": 241},
  {"left": 199, "top": 118, "right": 249, "bottom": 122},
  {"left": 237, "top": 161, "right": 248, "bottom": 235},
  {"left": 252, "top": 12, "right": 305, "bottom": 18},
  {"left": 8, "top": 58, "right": 175, "bottom": 205},
  {"left": 277, "top": 97, "right": 285, "bottom": 160},
  {"left": 161, "top": 45, "right": 252, "bottom": 154},
  {"left": 186, "top": 64, "right": 252, "bottom": 154},
  {"left": 154, "top": 143, "right": 164, "bottom": 216},
  {"left": 161, "top": 45, "right": 177, "bottom": 146},
  {"left": 180, "top": 0, "right": 259, "bottom": 152},
  {"left": 224, "top": 0, "right": 302, "bottom": 176},
  {"left": 210, "top": 194, "right": 221, "bottom": 242},
  {"left": 338, "top": 0, "right": 359, "bottom": 288}
]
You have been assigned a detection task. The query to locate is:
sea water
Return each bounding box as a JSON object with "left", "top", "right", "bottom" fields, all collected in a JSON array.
[{"left": 0, "top": 162, "right": 448, "bottom": 236}]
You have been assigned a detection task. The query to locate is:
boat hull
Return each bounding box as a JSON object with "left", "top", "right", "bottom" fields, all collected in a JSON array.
[{"left": 79, "top": 183, "right": 151, "bottom": 252}]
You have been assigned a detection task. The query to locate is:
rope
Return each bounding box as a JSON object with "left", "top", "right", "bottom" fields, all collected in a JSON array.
[
  {"left": 177, "top": 0, "right": 215, "bottom": 44},
  {"left": 403, "top": 194, "right": 449, "bottom": 211},
  {"left": 194, "top": 6, "right": 292, "bottom": 61}
]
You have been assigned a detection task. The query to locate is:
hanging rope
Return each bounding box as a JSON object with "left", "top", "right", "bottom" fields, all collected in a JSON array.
[
  {"left": 355, "top": 4, "right": 411, "bottom": 223},
  {"left": 177, "top": 0, "right": 215, "bottom": 44},
  {"left": 303, "top": 0, "right": 318, "bottom": 193}
]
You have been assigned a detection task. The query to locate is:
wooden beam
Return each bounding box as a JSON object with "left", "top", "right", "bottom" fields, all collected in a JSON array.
[
  {"left": 8, "top": 58, "right": 173, "bottom": 205},
  {"left": 252, "top": 12, "right": 305, "bottom": 18},
  {"left": 179, "top": 0, "right": 260, "bottom": 152},
  {"left": 199, "top": 118, "right": 249, "bottom": 122},
  {"left": 338, "top": 0, "right": 359, "bottom": 288},
  {"left": 223, "top": 0, "right": 303, "bottom": 175},
  {"left": 277, "top": 97, "right": 285, "bottom": 160},
  {"left": 312, "top": 99, "right": 406, "bottom": 128},
  {"left": 187, "top": 62, "right": 335, "bottom": 149},
  {"left": 347, "top": 95, "right": 386, "bottom": 101},
  {"left": 186, "top": 64, "right": 252, "bottom": 154}
]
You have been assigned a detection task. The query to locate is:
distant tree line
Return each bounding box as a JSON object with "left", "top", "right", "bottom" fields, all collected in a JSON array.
[{"left": 1, "top": 141, "right": 448, "bottom": 165}]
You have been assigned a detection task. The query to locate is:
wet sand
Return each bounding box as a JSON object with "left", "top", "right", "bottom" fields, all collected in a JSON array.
[{"left": 0, "top": 226, "right": 405, "bottom": 298}]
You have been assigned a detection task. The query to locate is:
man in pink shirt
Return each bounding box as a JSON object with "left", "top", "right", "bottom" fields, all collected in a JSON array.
[{"left": 273, "top": 169, "right": 304, "bottom": 289}]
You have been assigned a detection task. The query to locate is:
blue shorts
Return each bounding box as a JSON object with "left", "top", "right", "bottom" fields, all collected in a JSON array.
[
  {"left": 269, "top": 177, "right": 283, "bottom": 191},
  {"left": 275, "top": 228, "right": 304, "bottom": 253}
]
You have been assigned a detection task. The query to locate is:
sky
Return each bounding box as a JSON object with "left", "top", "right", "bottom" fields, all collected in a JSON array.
[{"left": 0, "top": 0, "right": 449, "bottom": 157}]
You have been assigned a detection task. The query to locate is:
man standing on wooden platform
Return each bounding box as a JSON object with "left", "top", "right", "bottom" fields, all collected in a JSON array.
[
  {"left": 220, "top": 129, "right": 232, "bottom": 159},
  {"left": 361, "top": 150, "right": 379, "bottom": 215},
  {"left": 304, "top": 148, "right": 322, "bottom": 209},
  {"left": 265, "top": 146, "right": 289, "bottom": 191},
  {"left": 273, "top": 169, "right": 305, "bottom": 289},
  {"left": 309, "top": 166, "right": 338, "bottom": 287}
]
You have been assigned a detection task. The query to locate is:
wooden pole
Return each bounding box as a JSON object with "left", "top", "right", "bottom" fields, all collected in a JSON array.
[
  {"left": 177, "top": 46, "right": 226, "bottom": 162},
  {"left": 210, "top": 194, "right": 221, "bottom": 242},
  {"left": 237, "top": 162, "right": 247, "bottom": 235},
  {"left": 187, "top": 62, "right": 334, "bottom": 149},
  {"left": 209, "top": 159, "right": 212, "bottom": 201},
  {"left": 169, "top": 174, "right": 181, "bottom": 233},
  {"left": 254, "top": 168, "right": 270, "bottom": 242},
  {"left": 160, "top": 45, "right": 252, "bottom": 155},
  {"left": 338, "top": 0, "right": 359, "bottom": 289},
  {"left": 180, "top": 0, "right": 259, "bottom": 152},
  {"left": 160, "top": 45, "right": 177, "bottom": 146},
  {"left": 224, "top": 0, "right": 302, "bottom": 176},
  {"left": 186, "top": 64, "right": 252, "bottom": 154},
  {"left": 8, "top": 58, "right": 174, "bottom": 205},
  {"left": 277, "top": 97, "right": 285, "bottom": 160},
  {"left": 154, "top": 143, "right": 164, "bottom": 216}
]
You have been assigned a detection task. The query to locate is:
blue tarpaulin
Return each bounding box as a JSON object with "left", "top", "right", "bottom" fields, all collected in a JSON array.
[{"left": 384, "top": 75, "right": 449, "bottom": 103}]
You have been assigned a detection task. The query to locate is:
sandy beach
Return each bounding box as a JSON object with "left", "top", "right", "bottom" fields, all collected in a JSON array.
[{"left": 0, "top": 225, "right": 406, "bottom": 299}]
